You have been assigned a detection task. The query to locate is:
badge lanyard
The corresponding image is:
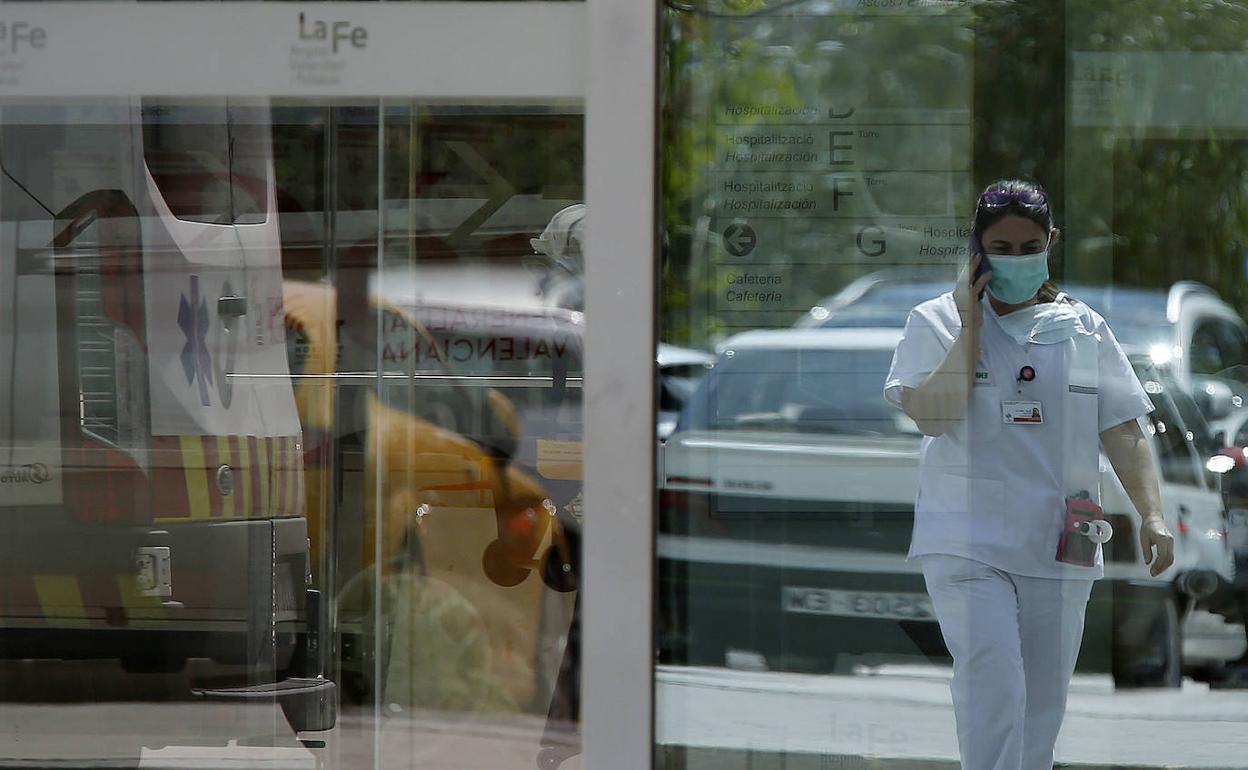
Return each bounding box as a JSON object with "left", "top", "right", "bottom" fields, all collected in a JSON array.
[
  {"left": 1002, "top": 340, "right": 1044, "bottom": 425},
  {"left": 1016, "top": 342, "right": 1036, "bottom": 396}
]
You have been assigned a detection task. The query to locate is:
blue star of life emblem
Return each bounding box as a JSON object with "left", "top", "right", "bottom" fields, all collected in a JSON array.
[{"left": 178, "top": 274, "right": 213, "bottom": 406}]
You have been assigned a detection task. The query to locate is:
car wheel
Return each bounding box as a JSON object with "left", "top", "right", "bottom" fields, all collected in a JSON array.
[{"left": 1112, "top": 592, "right": 1182, "bottom": 689}]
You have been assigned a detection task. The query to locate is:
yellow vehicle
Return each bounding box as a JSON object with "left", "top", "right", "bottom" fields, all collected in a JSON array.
[{"left": 283, "top": 279, "right": 581, "bottom": 713}]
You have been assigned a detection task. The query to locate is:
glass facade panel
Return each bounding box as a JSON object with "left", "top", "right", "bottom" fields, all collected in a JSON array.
[
  {"left": 0, "top": 96, "right": 322, "bottom": 763},
  {"left": 277, "top": 102, "right": 587, "bottom": 768},
  {"left": 658, "top": 2, "right": 1248, "bottom": 769},
  {"left": 0, "top": 24, "right": 585, "bottom": 770}
]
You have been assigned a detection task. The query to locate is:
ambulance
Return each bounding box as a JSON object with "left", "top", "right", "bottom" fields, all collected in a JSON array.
[{"left": 0, "top": 99, "right": 332, "bottom": 731}]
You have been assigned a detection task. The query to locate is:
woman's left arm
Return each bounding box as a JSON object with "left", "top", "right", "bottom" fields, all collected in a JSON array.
[{"left": 1101, "top": 418, "right": 1176, "bottom": 577}]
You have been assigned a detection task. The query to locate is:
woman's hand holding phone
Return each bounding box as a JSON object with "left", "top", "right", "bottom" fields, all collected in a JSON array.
[
  {"left": 955, "top": 253, "right": 992, "bottom": 337},
  {"left": 903, "top": 251, "right": 991, "bottom": 429}
]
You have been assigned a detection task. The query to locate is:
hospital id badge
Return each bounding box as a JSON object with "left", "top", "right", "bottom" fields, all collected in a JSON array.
[{"left": 1002, "top": 400, "right": 1044, "bottom": 425}]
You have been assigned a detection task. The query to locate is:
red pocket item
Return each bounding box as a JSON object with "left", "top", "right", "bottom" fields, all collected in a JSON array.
[{"left": 1056, "top": 496, "right": 1104, "bottom": 566}]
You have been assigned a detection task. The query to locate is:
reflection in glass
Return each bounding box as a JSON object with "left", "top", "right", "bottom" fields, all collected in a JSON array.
[
  {"left": 0, "top": 96, "right": 584, "bottom": 768},
  {"left": 0, "top": 98, "right": 327, "bottom": 765},
  {"left": 278, "top": 103, "right": 585, "bottom": 768},
  {"left": 658, "top": 2, "right": 1248, "bottom": 770}
]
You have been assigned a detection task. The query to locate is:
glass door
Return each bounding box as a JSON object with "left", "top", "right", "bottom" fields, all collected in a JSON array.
[
  {"left": 0, "top": 3, "right": 650, "bottom": 770},
  {"left": 656, "top": 3, "right": 1248, "bottom": 770}
]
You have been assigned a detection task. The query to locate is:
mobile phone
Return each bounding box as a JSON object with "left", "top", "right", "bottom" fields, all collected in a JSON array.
[{"left": 970, "top": 236, "right": 989, "bottom": 299}]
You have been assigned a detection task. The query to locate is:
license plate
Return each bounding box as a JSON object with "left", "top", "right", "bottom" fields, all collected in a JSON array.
[{"left": 781, "top": 586, "right": 934, "bottom": 621}]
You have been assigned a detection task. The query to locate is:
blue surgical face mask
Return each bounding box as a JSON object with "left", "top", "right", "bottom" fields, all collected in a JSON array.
[{"left": 985, "top": 250, "right": 1049, "bottom": 305}]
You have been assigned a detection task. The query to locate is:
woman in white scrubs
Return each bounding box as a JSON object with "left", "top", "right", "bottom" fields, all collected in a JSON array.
[{"left": 884, "top": 179, "right": 1176, "bottom": 770}]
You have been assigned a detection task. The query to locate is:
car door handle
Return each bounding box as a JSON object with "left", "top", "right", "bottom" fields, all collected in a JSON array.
[{"left": 218, "top": 296, "right": 248, "bottom": 317}]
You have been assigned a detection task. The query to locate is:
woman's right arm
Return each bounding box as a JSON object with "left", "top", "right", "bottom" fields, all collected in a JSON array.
[{"left": 899, "top": 255, "right": 992, "bottom": 437}]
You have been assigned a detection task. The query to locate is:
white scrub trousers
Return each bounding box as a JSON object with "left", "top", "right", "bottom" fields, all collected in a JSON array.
[{"left": 921, "top": 554, "right": 1094, "bottom": 770}]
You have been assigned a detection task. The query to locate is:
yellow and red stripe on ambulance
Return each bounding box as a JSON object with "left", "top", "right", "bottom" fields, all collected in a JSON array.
[{"left": 151, "top": 435, "right": 305, "bottom": 522}]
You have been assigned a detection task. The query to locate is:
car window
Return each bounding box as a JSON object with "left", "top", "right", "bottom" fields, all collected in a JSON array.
[
  {"left": 141, "top": 101, "right": 232, "bottom": 225},
  {"left": 1213, "top": 320, "right": 1248, "bottom": 383},
  {"left": 142, "top": 100, "right": 269, "bottom": 226},
  {"left": 1149, "top": 397, "right": 1202, "bottom": 487},
  {"left": 817, "top": 283, "right": 945, "bottom": 329},
  {"left": 1066, "top": 285, "right": 1169, "bottom": 350},
  {"left": 1169, "top": 376, "right": 1222, "bottom": 489},
  {"left": 227, "top": 105, "right": 270, "bottom": 225},
  {"left": 1135, "top": 364, "right": 1202, "bottom": 487},
  {"left": 660, "top": 362, "right": 711, "bottom": 407},
  {"left": 682, "top": 347, "right": 919, "bottom": 437},
  {"left": 1191, "top": 320, "right": 1223, "bottom": 377}
]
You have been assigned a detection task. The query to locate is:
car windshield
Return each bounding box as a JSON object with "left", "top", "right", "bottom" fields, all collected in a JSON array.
[
  {"left": 1065, "top": 285, "right": 1169, "bottom": 350},
  {"left": 818, "top": 281, "right": 1171, "bottom": 350},
  {"left": 681, "top": 347, "right": 919, "bottom": 436},
  {"left": 816, "top": 283, "right": 946, "bottom": 329}
]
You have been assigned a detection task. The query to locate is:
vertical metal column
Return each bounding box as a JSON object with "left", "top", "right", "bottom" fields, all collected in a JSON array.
[{"left": 584, "top": 0, "right": 658, "bottom": 768}]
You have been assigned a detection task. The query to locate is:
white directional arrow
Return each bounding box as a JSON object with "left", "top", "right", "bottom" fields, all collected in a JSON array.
[{"left": 446, "top": 141, "right": 516, "bottom": 248}]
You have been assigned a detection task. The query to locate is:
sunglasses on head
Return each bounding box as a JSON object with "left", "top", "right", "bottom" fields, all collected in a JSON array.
[{"left": 977, "top": 187, "right": 1049, "bottom": 212}]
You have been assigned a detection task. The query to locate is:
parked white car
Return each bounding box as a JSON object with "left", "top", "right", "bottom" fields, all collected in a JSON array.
[
  {"left": 801, "top": 274, "right": 1248, "bottom": 674},
  {"left": 658, "top": 326, "right": 1239, "bottom": 687}
]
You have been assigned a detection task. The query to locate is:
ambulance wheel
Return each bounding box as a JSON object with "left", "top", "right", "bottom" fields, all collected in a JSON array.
[
  {"left": 540, "top": 544, "right": 578, "bottom": 593},
  {"left": 483, "top": 540, "right": 531, "bottom": 587},
  {"left": 1113, "top": 593, "right": 1182, "bottom": 689}
]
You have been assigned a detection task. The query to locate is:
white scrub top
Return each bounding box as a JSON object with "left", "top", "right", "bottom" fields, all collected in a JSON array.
[{"left": 883, "top": 292, "right": 1154, "bottom": 580}]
